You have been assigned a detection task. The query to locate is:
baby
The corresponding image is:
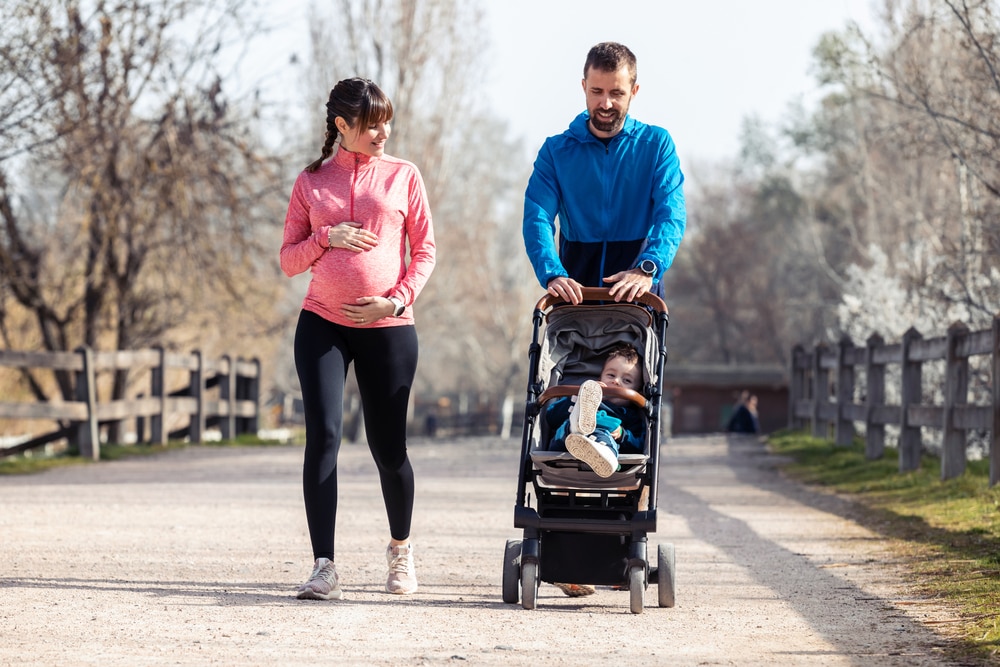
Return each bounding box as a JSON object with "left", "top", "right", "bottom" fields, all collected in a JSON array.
[{"left": 545, "top": 343, "right": 645, "bottom": 478}]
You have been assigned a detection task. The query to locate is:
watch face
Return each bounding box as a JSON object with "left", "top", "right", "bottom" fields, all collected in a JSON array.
[{"left": 640, "top": 259, "right": 656, "bottom": 275}]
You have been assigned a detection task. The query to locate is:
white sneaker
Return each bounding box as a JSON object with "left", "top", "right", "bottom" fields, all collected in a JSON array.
[
  {"left": 565, "top": 433, "right": 617, "bottom": 478},
  {"left": 385, "top": 543, "right": 418, "bottom": 594},
  {"left": 568, "top": 380, "right": 603, "bottom": 435},
  {"left": 296, "top": 557, "right": 343, "bottom": 600}
]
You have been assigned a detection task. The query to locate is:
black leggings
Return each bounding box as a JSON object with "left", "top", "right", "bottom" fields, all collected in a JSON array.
[{"left": 294, "top": 309, "right": 418, "bottom": 561}]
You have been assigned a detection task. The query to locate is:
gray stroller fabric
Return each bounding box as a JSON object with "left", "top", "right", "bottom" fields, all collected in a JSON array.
[
  {"left": 529, "top": 451, "right": 648, "bottom": 489},
  {"left": 536, "top": 304, "right": 659, "bottom": 389}
]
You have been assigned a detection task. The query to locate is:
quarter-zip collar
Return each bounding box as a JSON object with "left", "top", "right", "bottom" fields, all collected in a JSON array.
[{"left": 332, "top": 145, "right": 380, "bottom": 171}]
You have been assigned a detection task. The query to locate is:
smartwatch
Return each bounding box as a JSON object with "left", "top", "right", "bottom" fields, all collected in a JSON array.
[
  {"left": 639, "top": 259, "right": 657, "bottom": 277},
  {"left": 388, "top": 297, "right": 405, "bottom": 317}
]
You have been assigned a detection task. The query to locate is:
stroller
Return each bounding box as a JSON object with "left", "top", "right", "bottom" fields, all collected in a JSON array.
[{"left": 502, "top": 287, "right": 676, "bottom": 614}]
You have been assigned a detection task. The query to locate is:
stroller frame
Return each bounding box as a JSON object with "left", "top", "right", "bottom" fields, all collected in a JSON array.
[{"left": 502, "top": 287, "right": 676, "bottom": 613}]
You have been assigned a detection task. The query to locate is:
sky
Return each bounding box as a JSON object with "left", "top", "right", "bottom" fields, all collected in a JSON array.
[
  {"left": 251, "top": 0, "right": 878, "bottom": 167},
  {"left": 482, "top": 0, "right": 877, "bottom": 166}
]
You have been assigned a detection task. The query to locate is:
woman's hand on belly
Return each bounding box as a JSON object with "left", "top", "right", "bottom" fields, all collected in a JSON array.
[
  {"left": 325, "top": 221, "right": 379, "bottom": 252},
  {"left": 342, "top": 296, "right": 395, "bottom": 325}
]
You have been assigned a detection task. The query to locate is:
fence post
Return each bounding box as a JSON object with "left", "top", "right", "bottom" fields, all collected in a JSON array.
[
  {"left": 865, "top": 334, "right": 885, "bottom": 460},
  {"left": 835, "top": 336, "right": 855, "bottom": 447},
  {"left": 788, "top": 344, "right": 804, "bottom": 430},
  {"left": 220, "top": 354, "right": 236, "bottom": 440},
  {"left": 899, "top": 327, "right": 923, "bottom": 472},
  {"left": 73, "top": 346, "right": 99, "bottom": 461},
  {"left": 150, "top": 346, "right": 167, "bottom": 445},
  {"left": 190, "top": 350, "right": 205, "bottom": 444},
  {"left": 246, "top": 357, "right": 261, "bottom": 436},
  {"left": 992, "top": 314, "right": 1000, "bottom": 487},
  {"left": 811, "top": 342, "right": 829, "bottom": 438},
  {"left": 942, "top": 322, "right": 969, "bottom": 480}
]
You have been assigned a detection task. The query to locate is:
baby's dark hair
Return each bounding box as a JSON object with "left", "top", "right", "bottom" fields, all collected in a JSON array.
[
  {"left": 306, "top": 78, "right": 393, "bottom": 172},
  {"left": 604, "top": 342, "right": 639, "bottom": 366}
]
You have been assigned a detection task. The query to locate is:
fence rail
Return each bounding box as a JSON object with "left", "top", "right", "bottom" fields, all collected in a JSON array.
[
  {"left": 0, "top": 347, "right": 261, "bottom": 461},
  {"left": 788, "top": 316, "right": 1000, "bottom": 487}
]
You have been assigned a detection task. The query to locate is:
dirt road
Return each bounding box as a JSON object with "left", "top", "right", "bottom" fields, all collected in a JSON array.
[{"left": 0, "top": 434, "right": 963, "bottom": 666}]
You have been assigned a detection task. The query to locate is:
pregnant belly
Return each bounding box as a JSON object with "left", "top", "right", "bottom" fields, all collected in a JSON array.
[{"left": 311, "top": 248, "right": 400, "bottom": 302}]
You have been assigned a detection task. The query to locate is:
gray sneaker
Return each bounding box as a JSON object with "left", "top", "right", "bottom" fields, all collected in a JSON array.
[
  {"left": 385, "top": 543, "right": 418, "bottom": 595},
  {"left": 569, "top": 380, "right": 602, "bottom": 435},
  {"left": 297, "top": 557, "right": 343, "bottom": 600}
]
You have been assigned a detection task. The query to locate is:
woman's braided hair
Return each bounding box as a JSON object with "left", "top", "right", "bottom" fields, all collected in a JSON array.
[{"left": 306, "top": 77, "right": 394, "bottom": 173}]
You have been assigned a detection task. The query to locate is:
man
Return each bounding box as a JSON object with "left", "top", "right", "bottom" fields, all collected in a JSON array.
[
  {"left": 522, "top": 42, "right": 686, "bottom": 304},
  {"left": 522, "top": 42, "right": 685, "bottom": 599}
]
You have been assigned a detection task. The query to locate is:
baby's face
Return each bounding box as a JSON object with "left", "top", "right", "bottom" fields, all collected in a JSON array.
[{"left": 600, "top": 356, "right": 641, "bottom": 404}]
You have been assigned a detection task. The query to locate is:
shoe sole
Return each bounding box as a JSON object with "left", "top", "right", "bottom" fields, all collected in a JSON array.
[
  {"left": 385, "top": 583, "right": 418, "bottom": 595},
  {"left": 570, "top": 381, "right": 603, "bottom": 435},
  {"left": 565, "top": 433, "right": 615, "bottom": 478},
  {"left": 296, "top": 587, "right": 344, "bottom": 600}
]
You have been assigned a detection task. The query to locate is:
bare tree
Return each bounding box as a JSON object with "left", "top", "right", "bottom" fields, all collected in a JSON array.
[
  {"left": 806, "top": 0, "right": 1000, "bottom": 329},
  {"left": 0, "top": 1, "right": 288, "bottom": 420}
]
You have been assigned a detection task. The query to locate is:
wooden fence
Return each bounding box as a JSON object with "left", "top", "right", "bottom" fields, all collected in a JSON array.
[
  {"left": 788, "top": 315, "right": 1000, "bottom": 486},
  {"left": 0, "top": 347, "right": 261, "bottom": 461}
]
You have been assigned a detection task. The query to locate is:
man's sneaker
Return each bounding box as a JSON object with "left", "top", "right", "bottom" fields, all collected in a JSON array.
[
  {"left": 568, "top": 380, "right": 603, "bottom": 435},
  {"left": 296, "top": 557, "right": 343, "bottom": 600},
  {"left": 554, "top": 582, "right": 596, "bottom": 597},
  {"left": 565, "top": 433, "right": 617, "bottom": 478},
  {"left": 385, "top": 542, "right": 418, "bottom": 595}
]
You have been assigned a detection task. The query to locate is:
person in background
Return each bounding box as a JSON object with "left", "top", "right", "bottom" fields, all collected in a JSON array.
[
  {"left": 280, "top": 77, "right": 435, "bottom": 600},
  {"left": 522, "top": 41, "right": 686, "bottom": 305},
  {"left": 726, "top": 392, "right": 760, "bottom": 434}
]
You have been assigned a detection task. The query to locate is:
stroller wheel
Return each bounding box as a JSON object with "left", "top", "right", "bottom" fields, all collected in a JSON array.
[
  {"left": 520, "top": 561, "right": 539, "bottom": 610},
  {"left": 628, "top": 565, "right": 645, "bottom": 614},
  {"left": 501, "top": 539, "right": 521, "bottom": 604},
  {"left": 657, "top": 543, "right": 676, "bottom": 608}
]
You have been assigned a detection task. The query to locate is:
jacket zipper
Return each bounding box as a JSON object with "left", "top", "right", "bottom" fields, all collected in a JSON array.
[{"left": 351, "top": 154, "right": 360, "bottom": 219}]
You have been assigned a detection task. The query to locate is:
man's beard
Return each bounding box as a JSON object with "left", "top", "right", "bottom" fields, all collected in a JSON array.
[{"left": 589, "top": 106, "right": 627, "bottom": 133}]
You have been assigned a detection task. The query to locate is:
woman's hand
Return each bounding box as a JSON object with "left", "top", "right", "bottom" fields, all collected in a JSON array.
[
  {"left": 325, "top": 222, "right": 378, "bottom": 252},
  {"left": 342, "top": 296, "right": 396, "bottom": 325}
]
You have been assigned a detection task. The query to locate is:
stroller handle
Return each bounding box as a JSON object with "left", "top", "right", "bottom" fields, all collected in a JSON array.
[
  {"left": 538, "top": 384, "right": 647, "bottom": 410},
  {"left": 535, "top": 287, "right": 668, "bottom": 314}
]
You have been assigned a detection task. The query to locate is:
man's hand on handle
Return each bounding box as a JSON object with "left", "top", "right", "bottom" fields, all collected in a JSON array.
[
  {"left": 548, "top": 271, "right": 653, "bottom": 304},
  {"left": 604, "top": 269, "right": 653, "bottom": 302},
  {"left": 546, "top": 276, "right": 585, "bottom": 305}
]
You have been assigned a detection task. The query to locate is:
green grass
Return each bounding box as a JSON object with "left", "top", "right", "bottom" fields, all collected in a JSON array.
[{"left": 769, "top": 431, "right": 1000, "bottom": 666}]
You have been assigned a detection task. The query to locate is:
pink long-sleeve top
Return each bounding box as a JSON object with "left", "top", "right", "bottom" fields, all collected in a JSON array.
[{"left": 280, "top": 146, "right": 436, "bottom": 328}]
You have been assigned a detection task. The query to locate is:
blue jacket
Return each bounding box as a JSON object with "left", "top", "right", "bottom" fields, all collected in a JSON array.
[{"left": 523, "top": 111, "right": 686, "bottom": 290}]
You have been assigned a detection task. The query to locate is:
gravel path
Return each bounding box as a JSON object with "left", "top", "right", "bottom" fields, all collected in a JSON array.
[{"left": 0, "top": 434, "right": 964, "bottom": 666}]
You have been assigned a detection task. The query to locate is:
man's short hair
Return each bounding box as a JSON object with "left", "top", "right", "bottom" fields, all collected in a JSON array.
[{"left": 584, "top": 42, "right": 637, "bottom": 86}]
